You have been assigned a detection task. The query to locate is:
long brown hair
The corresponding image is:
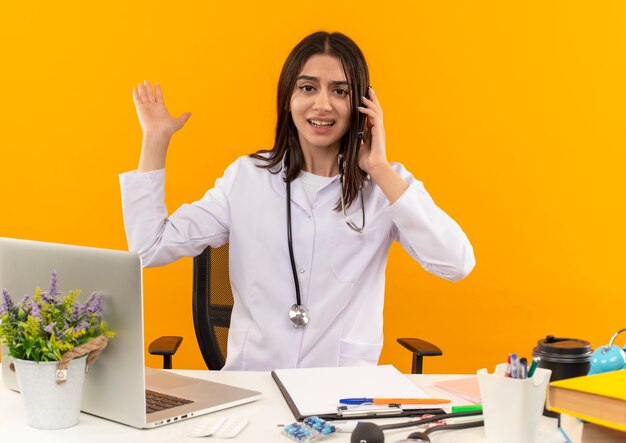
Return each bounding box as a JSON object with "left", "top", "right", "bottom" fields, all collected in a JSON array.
[{"left": 250, "top": 31, "right": 370, "bottom": 210}]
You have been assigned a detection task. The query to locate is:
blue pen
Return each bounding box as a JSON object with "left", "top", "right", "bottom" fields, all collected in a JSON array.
[{"left": 340, "top": 398, "right": 374, "bottom": 405}]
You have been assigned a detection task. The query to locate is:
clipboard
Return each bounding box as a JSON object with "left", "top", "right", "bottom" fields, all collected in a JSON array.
[{"left": 271, "top": 365, "right": 446, "bottom": 421}]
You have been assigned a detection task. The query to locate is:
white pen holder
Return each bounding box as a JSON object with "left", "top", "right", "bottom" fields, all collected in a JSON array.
[{"left": 477, "top": 364, "right": 552, "bottom": 443}]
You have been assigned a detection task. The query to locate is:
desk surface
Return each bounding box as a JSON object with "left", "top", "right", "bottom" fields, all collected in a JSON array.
[{"left": 0, "top": 366, "right": 565, "bottom": 443}]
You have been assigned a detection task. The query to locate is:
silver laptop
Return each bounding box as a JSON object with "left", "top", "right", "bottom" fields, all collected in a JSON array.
[{"left": 0, "top": 237, "right": 261, "bottom": 428}]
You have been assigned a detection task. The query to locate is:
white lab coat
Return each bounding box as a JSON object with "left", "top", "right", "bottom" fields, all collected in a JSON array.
[{"left": 119, "top": 155, "right": 475, "bottom": 370}]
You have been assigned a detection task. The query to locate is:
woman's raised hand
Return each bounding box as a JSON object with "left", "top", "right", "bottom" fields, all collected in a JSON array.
[
  {"left": 133, "top": 80, "right": 191, "bottom": 138},
  {"left": 133, "top": 81, "right": 191, "bottom": 172}
]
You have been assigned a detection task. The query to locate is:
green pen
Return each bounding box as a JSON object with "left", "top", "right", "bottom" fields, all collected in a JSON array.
[
  {"left": 451, "top": 404, "right": 483, "bottom": 413},
  {"left": 528, "top": 359, "right": 538, "bottom": 378}
]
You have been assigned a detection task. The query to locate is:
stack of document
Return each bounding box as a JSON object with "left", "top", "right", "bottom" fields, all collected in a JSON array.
[{"left": 546, "top": 369, "right": 626, "bottom": 432}]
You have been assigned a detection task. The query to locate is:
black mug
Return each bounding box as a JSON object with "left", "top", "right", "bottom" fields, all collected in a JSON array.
[{"left": 532, "top": 335, "right": 592, "bottom": 417}]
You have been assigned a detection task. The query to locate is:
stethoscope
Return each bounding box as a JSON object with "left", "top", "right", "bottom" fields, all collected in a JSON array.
[
  {"left": 350, "top": 410, "right": 484, "bottom": 443},
  {"left": 286, "top": 154, "right": 365, "bottom": 328}
]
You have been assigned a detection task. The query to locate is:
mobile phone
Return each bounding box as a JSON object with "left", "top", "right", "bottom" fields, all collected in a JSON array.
[{"left": 357, "top": 88, "right": 370, "bottom": 139}]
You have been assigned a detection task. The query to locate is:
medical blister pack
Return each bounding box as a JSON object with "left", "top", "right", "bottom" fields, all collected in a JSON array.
[{"left": 282, "top": 416, "right": 336, "bottom": 441}]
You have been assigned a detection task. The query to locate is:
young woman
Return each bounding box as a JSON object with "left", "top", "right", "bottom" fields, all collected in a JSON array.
[{"left": 120, "top": 32, "right": 475, "bottom": 371}]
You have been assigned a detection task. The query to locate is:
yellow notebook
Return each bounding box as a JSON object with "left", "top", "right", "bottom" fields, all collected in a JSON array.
[{"left": 546, "top": 369, "right": 626, "bottom": 432}]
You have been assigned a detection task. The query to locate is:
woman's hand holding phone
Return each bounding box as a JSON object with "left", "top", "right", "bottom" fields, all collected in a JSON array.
[
  {"left": 356, "top": 86, "right": 387, "bottom": 174},
  {"left": 357, "top": 86, "right": 408, "bottom": 204}
]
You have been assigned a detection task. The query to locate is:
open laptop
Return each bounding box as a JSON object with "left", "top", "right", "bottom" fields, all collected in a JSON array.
[{"left": 0, "top": 237, "right": 261, "bottom": 428}]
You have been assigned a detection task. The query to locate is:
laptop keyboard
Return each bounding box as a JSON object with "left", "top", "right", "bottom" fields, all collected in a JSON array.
[{"left": 146, "top": 389, "right": 194, "bottom": 414}]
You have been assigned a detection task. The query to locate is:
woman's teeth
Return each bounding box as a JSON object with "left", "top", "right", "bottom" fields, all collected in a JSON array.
[{"left": 309, "top": 120, "right": 335, "bottom": 127}]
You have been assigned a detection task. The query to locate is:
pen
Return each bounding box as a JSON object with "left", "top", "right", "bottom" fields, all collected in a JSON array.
[
  {"left": 337, "top": 404, "right": 404, "bottom": 418},
  {"left": 505, "top": 354, "right": 512, "bottom": 377},
  {"left": 528, "top": 359, "right": 538, "bottom": 378},
  {"left": 510, "top": 354, "right": 519, "bottom": 379},
  {"left": 451, "top": 404, "right": 483, "bottom": 413},
  {"left": 339, "top": 397, "right": 452, "bottom": 405},
  {"left": 519, "top": 357, "right": 528, "bottom": 379}
]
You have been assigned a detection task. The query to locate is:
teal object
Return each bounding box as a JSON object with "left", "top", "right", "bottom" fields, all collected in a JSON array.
[
  {"left": 588, "top": 327, "right": 626, "bottom": 375},
  {"left": 589, "top": 345, "right": 626, "bottom": 374}
]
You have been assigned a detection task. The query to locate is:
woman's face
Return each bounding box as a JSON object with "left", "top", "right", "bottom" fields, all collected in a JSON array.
[{"left": 290, "top": 54, "right": 352, "bottom": 157}]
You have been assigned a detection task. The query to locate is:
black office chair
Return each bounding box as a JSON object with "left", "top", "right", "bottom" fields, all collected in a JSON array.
[{"left": 149, "top": 244, "right": 442, "bottom": 372}]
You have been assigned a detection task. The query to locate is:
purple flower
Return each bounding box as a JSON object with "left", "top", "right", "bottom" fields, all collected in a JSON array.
[
  {"left": 1, "top": 289, "right": 14, "bottom": 315},
  {"left": 72, "top": 302, "right": 82, "bottom": 321},
  {"left": 43, "top": 322, "right": 56, "bottom": 335},
  {"left": 18, "top": 293, "right": 30, "bottom": 305},
  {"left": 75, "top": 320, "right": 90, "bottom": 332},
  {"left": 42, "top": 270, "right": 59, "bottom": 304},
  {"left": 17, "top": 294, "right": 31, "bottom": 316},
  {"left": 83, "top": 292, "right": 103, "bottom": 316},
  {"left": 30, "top": 300, "right": 41, "bottom": 320}
]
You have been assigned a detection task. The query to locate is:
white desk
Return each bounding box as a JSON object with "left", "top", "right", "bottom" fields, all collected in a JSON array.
[{"left": 0, "top": 366, "right": 564, "bottom": 443}]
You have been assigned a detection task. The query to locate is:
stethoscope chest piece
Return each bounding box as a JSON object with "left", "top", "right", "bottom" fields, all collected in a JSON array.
[{"left": 289, "top": 304, "right": 310, "bottom": 328}]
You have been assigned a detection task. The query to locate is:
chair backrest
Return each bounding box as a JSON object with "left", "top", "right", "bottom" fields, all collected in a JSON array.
[
  {"left": 192, "top": 244, "right": 232, "bottom": 370},
  {"left": 191, "top": 244, "right": 443, "bottom": 373}
]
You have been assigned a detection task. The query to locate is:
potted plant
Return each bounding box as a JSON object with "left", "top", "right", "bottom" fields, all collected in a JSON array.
[{"left": 0, "top": 271, "right": 114, "bottom": 429}]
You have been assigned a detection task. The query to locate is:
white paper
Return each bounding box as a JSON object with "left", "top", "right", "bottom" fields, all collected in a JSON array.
[{"left": 273, "top": 365, "right": 433, "bottom": 416}]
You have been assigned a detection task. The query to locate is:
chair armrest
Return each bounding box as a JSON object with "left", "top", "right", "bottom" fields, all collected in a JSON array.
[
  {"left": 397, "top": 338, "right": 443, "bottom": 356},
  {"left": 149, "top": 336, "right": 183, "bottom": 369},
  {"left": 397, "top": 337, "right": 443, "bottom": 374}
]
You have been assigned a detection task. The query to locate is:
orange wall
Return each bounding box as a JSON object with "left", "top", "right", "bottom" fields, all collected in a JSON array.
[{"left": 1, "top": 2, "right": 624, "bottom": 374}]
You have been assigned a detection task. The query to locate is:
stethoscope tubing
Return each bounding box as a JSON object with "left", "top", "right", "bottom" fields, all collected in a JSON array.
[
  {"left": 379, "top": 410, "right": 483, "bottom": 431},
  {"left": 286, "top": 179, "right": 303, "bottom": 307}
]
